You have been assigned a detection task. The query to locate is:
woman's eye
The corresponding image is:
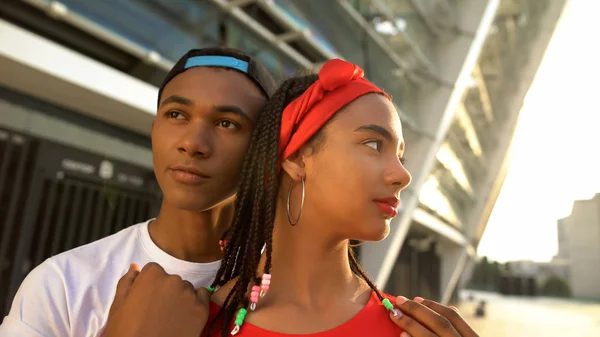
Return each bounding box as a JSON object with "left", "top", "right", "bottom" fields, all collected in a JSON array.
[{"left": 364, "top": 140, "right": 382, "bottom": 151}]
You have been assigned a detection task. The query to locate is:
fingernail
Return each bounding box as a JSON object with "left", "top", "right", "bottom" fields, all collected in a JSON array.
[
  {"left": 401, "top": 332, "right": 411, "bottom": 337},
  {"left": 414, "top": 296, "right": 424, "bottom": 303},
  {"left": 397, "top": 296, "right": 408, "bottom": 305},
  {"left": 391, "top": 308, "right": 402, "bottom": 318}
]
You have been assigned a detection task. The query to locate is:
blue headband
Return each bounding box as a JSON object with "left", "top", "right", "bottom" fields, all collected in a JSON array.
[{"left": 184, "top": 55, "right": 249, "bottom": 74}]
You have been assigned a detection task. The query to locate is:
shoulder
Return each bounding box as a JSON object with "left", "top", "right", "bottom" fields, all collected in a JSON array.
[
  {"left": 378, "top": 292, "right": 402, "bottom": 313},
  {"left": 356, "top": 292, "right": 403, "bottom": 334},
  {"left": 381, "top": 292, "right": 397, "bottom": 302},
  {"left": 2, "top": 258, "right": 70, "bottom": 336},
  {"left": 47, "top": 221, "right": 148, "bottom": 300},
  {"left": 204, "top": 300, "right": 226, "bottom": 337},
  {"left": 203, "top": 279, "right": 236, "bottom": 337},
  {"left": 1, "top": 222, "right": 148, "bottom": 336},
  {"left": 211, "top": 278, "right": 237, "bottom": 307},
  {"left": 52, "top": 221, "right": 144, "bottom": 268}
]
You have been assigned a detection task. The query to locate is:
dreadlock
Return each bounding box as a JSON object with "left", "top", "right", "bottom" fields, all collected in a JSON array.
[{"left": 208, "top": 74, "right": 386, "bottom": 337}]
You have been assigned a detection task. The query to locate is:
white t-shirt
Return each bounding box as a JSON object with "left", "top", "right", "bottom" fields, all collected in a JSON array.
[{"left": 0, "top": 220, "right": 221, "bottom": 337}]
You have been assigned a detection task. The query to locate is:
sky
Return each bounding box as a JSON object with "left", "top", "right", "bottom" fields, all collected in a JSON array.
[{"left": 476, "top": 0, "right": 600, "bottom": 263}]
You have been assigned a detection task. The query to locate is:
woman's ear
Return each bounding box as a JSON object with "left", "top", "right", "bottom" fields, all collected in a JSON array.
[{"left": 281, "top": 152, "right": 306, "bottom": 181}]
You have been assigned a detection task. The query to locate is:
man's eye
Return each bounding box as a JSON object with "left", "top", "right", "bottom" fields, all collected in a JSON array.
[
  {"left": 218, "top": 120, "right": 239, "bottom": 129},
  {"left": 166, "top": 111, "right": 185, "bottom": 120}
]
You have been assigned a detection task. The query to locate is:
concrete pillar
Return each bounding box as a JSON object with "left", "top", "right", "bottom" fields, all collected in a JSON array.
[
  {"left": 457, "top": 257, "right": 476, "bottom": 290},
  {"left": 360, "top": 0, "right": 500, "bottom": 289},
  {"left": 438, "top": 242, "right": 469, "bottom": 304},
  {"left": 464, "top": 0, "right": 569, "bottom": 241},
  {"left": 445, "top": 0, "right": 568, "bottom": 298}
]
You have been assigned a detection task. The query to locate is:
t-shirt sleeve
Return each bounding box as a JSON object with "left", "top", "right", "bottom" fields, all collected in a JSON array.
[{"left": 0, "top": 259, "right": 70, "bottom": 337}]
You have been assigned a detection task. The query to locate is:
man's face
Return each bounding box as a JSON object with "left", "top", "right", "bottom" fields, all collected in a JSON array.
[{"left": 152, "top": 67, "right": 265, "bottom": 211}]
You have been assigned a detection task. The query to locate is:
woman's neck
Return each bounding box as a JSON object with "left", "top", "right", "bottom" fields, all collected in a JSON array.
[
  {"left": 261, "top": 210, "right": 369, "bottom": 309},
  {"left": 149, "top": 200, "right": 232, "bottom": 263}
]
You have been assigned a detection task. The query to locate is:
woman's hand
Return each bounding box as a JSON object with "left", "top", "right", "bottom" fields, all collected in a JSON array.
[{"left": 389, "top": 296, "right": 479, "bottom": 337}]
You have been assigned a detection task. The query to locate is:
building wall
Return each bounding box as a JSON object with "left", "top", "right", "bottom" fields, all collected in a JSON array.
[
  {"left": 555, "top": 218, "right": 570, "bottom": 259},
  {"left": 559, "top": 195, "right": 600, "bottom": 300},
  {"left": 0, "top": 90, "right": 153, "bottom": 169}
]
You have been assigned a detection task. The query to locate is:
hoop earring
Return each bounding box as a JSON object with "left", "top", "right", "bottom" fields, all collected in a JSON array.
[{"left": 286, "top": 178, "right": 305, "bottom": 226}]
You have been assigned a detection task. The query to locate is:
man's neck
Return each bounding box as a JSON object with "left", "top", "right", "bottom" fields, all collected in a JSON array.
[{"left": 148, "top": 201, "right": 232, "bottom": 263}]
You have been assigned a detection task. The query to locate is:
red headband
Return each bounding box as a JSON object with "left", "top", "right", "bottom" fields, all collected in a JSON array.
[{"left": 278, "top": 59, "right": 390, "bottom": 161}]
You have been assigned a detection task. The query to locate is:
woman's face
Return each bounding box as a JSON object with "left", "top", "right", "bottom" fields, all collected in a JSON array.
[{"left": 288, "top": 93, "right": 411, "bottom": 242}]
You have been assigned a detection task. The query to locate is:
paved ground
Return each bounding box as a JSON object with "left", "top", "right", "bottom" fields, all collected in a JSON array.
[{"left": 457, "top": 290, "right": 600, "bottom": 337}]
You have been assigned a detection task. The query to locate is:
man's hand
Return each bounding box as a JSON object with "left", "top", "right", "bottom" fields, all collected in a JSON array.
[
  {"left": 389, "top": 296, "right": 479, "bottom": 337},
  {"left": 103, "top": 262, "right": 210, "bottom": 337}
]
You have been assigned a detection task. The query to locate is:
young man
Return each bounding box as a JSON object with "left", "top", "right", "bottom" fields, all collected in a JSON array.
[{"left": 0, "top": 47, "right": 276, "bottom": 337}]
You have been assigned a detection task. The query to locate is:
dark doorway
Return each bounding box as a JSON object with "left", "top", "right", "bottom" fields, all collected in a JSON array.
[
  {"left": 385, "top": 233, "right": 441, "bottom": 301},
  {"left": 0, "top": 126, "right": 161, "bottom": 315}
]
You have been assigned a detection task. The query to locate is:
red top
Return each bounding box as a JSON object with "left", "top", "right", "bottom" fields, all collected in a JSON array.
[{"left": 203, "top": 291, "right": 403, "bottom": 336}]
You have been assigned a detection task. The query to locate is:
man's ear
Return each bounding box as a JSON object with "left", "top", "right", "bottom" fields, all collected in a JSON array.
[{"left": 281, "top": 152, "right": 306, "bottom": 181}]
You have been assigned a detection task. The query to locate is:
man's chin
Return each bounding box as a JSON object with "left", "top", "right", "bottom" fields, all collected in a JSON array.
[
  {"left": 167, "top": 193, "right": 234, "bottom": 213},
  {"left": 177, "top": 201, "right": 220, "bottom": 213}
]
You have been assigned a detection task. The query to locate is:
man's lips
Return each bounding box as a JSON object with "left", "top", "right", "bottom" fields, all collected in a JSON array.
[{"left": 169, "top": 165, "right": 210, "bottom": 184}]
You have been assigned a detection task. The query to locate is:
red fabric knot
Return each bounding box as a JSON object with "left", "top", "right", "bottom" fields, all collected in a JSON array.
[
  {"left": 319, "top": 59, "right": 365, "bottom": 91},
  {"left": 277, "top": 59, "right": 389, "bottom": 164}
]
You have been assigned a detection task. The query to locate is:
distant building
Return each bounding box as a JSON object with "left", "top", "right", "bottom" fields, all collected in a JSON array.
[
  {"left": 509, "top": 260, "right": 569, "bottom": 286},
  {"left": 554, "top": 194, "right": 600, "bottom": 300}
]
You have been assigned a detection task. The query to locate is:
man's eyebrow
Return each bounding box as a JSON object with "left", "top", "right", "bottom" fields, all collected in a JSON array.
[
  {"left": 160, "top": 95, "right": 193, "bottom": 107},
  {"left": 214, "top": 105, "right": 251, "bottom": 122}
]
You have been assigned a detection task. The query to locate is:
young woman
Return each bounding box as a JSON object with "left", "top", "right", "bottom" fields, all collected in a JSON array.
[{"left": 205, "top": 58, "right": 411, "bottom": 336}]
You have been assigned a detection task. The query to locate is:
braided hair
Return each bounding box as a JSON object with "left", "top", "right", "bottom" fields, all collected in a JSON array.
[{"left": 209, "top": 74, "right": 387, "bottom": 337}]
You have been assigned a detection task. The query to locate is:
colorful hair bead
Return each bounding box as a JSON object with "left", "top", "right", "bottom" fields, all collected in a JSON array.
[
  {"left": 231, "top": 308, "right": 247, "bottom": 335},
  {"left": 207, "top": 285, "right": 215, "bottom": 294},
  {"left": 382, "top": 298, "right": 400, "bottom": 316},
  {"left": 231, "top": 275, "right": 271, "bottom": 334},
  {"left": 250, "top": 285, "right": 260, "bottom": 311},
  {"left": 219, "top": 240, "right": 226, "bottom": 252},
  {"left": 382, "top": 298, "right": 394, "bottom": 311},
  {"left": 260, "top": 273, "right": 271, "bottom": 298}
]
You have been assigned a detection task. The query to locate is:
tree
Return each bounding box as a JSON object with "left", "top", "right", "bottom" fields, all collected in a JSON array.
[
  {"left": 468, "top": 256, "right": 495, "bottom": 290},
  {"left": 539, "top": 276, "right": 571, "bottom": 297}
]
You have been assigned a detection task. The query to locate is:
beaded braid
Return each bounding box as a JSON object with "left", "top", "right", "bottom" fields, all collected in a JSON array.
[
  {"left": 207, "top": 75, "right": 397, "bottom": 337},
  {"left": 215, "top": 107, "right": 268, "bottom": 285},
  {"left": 207, "top": 76, "right": 318, "bottom": 337},
  {"left": 348, "top": 247, "right": 384, "bottom": 299},
  {"left": 347, "top": 240, "right": 397, "bottom": 311}
]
